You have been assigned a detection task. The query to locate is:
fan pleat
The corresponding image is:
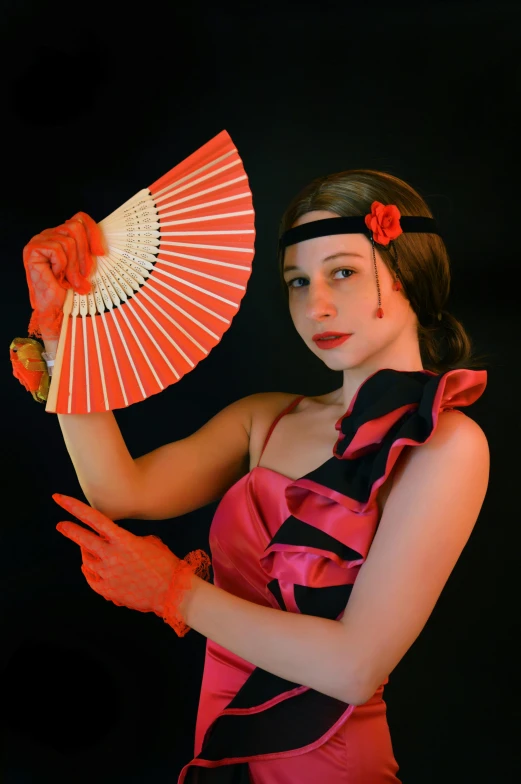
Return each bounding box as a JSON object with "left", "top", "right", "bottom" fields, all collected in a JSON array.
[
  {"left": 87, "top": 315, "right": 109, "bottom": 412},
  {"left": 46, "top": 130, "right": 254, "bottom": 414},
  {"left": 94, "top": 313, "right": 128, "bottom": 410},
  {"left": 130, "top": 290, "right": 202, "bottom": 372}
]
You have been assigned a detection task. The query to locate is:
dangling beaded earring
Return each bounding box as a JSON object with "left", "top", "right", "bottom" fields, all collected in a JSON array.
[
  {"left": 371, "top": 236, "right": 402, "bottom": 318},
  {"left": 371, "top": 237, "right": 402, "bottom": 318},
  {"left": 370, "top": 236, "right": 384, "bottom": 318}
]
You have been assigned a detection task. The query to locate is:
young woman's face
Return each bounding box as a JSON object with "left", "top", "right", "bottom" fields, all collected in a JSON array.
[{"left": 282, "top": 210, "right": 417, "bottom": 371}]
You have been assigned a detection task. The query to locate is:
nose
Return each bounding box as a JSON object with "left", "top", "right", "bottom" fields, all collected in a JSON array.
[{"left": 305, "top": 280, "right": 338, "bottom": 321}]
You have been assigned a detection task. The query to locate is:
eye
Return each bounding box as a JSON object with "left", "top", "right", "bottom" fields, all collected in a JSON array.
[
  {"left": 286, "top": 276, "right": 306, "bottom": 289},
  {"left": 333, "top": 268, "right": 354, "bottom": 280},
  {"left": 286, "top": 268, "right": 354, "bottom": 289}
]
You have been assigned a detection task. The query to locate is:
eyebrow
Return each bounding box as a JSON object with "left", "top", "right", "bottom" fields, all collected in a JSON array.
[{"left": 283, "top": 251, "right": 365, "bottom": 274}]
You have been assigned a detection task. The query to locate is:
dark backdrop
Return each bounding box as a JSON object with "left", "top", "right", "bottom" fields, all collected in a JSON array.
[{"left": 1, "top": 1, "right": 519, "bottom": 782}]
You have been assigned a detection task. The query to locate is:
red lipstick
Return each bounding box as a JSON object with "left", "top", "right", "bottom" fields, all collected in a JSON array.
[{"left": 312, "top": 332, "right": 352, "bottom": 350}]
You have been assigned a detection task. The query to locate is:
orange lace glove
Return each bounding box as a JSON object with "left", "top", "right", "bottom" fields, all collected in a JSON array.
[
  {"left": 53, "top": 494, "right": 211, "bottom": 637},
  {"left": 23, "top": 212, "right": 106, "bottom": 340}
]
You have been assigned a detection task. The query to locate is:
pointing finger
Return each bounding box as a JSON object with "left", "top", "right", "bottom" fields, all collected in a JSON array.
[
  {"left": 56, "top": 520, "right": 109, "bottom": 559},
  {"left": 52, "top": 494, "right": 121, "bottom": 542}
]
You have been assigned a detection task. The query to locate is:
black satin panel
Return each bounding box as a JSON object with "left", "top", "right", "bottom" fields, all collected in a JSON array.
[
  {"left": 294, "top": 582, "right": 353, "bottom": 620},
  {"left": 200, "top": 685, "right": 350, "bottom": 760},
  {"left": 268, "top": 515, "right": 362, "bottom": 561},
  {"left": 266, "top": 515, "right": 357, "bottom": 616},
  {"left": 334, "top": 369, "right": 440, "bottom": 460},
  {"left": 266, "top": 578, "right": 285, "bottom": 610}
]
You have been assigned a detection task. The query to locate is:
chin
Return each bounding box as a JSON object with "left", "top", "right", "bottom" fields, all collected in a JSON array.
[{"left": 313, "top": 350, "right": 355, "bottom": 371}]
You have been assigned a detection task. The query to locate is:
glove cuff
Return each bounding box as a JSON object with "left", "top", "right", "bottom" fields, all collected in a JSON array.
[{"left": 161, "top": 549, "right": 212, "bottom": 637}]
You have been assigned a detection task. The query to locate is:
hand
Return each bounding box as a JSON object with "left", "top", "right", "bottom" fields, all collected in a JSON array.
[
  {"left": 53, "top": 493, "right": 179, "bottom": 616},
  {"left": 23, "top": 212, "right": 106, "bottom": 340}
]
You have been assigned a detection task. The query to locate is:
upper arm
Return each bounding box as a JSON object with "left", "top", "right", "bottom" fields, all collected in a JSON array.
[
  {"left": 339, "top": 412, "right": 490, "bottom": 704},
  {"left": 130, "top": 394, "right": 261, "bottom": 520}
]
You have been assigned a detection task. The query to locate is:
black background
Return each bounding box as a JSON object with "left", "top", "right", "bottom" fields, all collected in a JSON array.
[{"left": 1, "top": 1, "right": 519, "bottom": 782}]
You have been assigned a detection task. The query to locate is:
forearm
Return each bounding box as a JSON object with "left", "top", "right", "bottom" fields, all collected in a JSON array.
[
  {"left": 56, "top": 410, "right": 141, "bottom": 520},
  {"left": 41, "top": 339, "right": 139, "bottom": 519},
  {"left": 180, "top": 574, "right": 367, "bottom": 706}
]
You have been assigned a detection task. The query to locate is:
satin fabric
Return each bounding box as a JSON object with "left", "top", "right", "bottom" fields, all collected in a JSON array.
[
  {"left": 194, "top": 464, "right": 401, "bottom": 783},
  {"left": 178, "top": 367, "right": 487, "bottom": 783}
]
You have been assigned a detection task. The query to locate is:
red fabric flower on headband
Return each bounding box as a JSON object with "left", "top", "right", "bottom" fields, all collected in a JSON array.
[{"left": 364, "top": 202, "right": 403, "bottom": 245}]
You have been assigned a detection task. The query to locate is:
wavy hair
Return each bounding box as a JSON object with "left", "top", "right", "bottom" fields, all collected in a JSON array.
[{"left": 278, "top": 169, "right": 489, "bottom": 374}]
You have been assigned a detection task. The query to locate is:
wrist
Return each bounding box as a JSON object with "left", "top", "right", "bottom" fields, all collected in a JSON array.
[
  {"left": 41, "top": 350, "right": 55, "bottom": 377},
  {"left": 43, "top": 339, "right": 58, "bottom": 355},
  {"left": 176, "top": 570, "right": 202, "bottom": 626},
  {"left": 160, "top": 550, "right": 211, "bottom": 637}
]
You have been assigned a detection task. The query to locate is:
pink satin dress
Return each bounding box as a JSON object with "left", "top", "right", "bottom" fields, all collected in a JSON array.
[{"left": 178, "top": 367, "right": 487, "bottom": 783}]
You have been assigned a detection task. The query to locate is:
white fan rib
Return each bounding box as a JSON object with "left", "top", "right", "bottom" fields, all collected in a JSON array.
[
  {"left": 97, "top": 266, "right": 122, "bottom": 307},
  {"left": 131, "top": 292, "right": 208, "bottom": 355},
  {"left": 101, "top": 311, "right": 129, "bottom": 407},
  {"left": 109, "top": 309, "right": 147, "bottom": 400},
  {"left": 101, "top": 188, "right": 151, "bottom": 224},
  {"left": 132, "top": 293, "right": 197, "bottom": 367},
  {"left": 148, "top": 277, "right": 230, "bottom": 326},
  {"left": 106, "top": 248, "right": 155, "bottom": 271},
  {"left": 98, "top": 257, "right": 131, "bottom": 301},
  {"left": 82, "top": 313, "right": 91, "bottom": 413},
  {"left": 91, "top": 314, "right": 110, "bottom": 410},
  {"left": 117, "top": 304, "right": 165, "bottom": 392},
  {"left": 158, "top": 174, "right": 247, "bottom": 211},
  {"left": 156, "top": 261, "right": 246, "bottom": 290},
  {"left": 159, "top": 241, "right": 253, "bottom": 254},
  {"left": 94, "top": 272, "right": 114, "bottom": 312},
  {"left": 102, "top": 215, "right": 159, "bottom": 232},
  {"left": 142, "top": 281, "right": 221, "bottom": 337},
  {"left": 102, "top": 205, "right": 157, "bottom": 222},
  {"left": 151, "top": 149, "right": 235, "bottom": 197},
  {"left": 157, "top": 230, "right": 254, "bottom": 236},
  {"left": 124, "top": 299, "right": 181, "bottom": 380},
  {"left": 105, "top": 254, "right": 145, "bottom": 289},
  {"left": 161, "top": 209, "right": 254, "bottom": 227},
  {"left": 108, "top": 237, "right": 160, "bottom": 251},
  {"left": 67, "top": 313, "right": 78, "bottom": 414},
  {"left": 104, "top": 255, "right": 142, "bottom": 294},
  {"left": 154, "top": 159, "right": 240, "bottom": 204},
  {"left": 104, "top": 229, "right": 161, "bottom": 238},
  {"left": 159, "top": 192, "right": 251, "bottom": 219},
  {"left": 158, "top": 249, "right": 251, "bottom": 271},
  {"left": 153, "top": 267, "right": 241, "bottom": 305}
]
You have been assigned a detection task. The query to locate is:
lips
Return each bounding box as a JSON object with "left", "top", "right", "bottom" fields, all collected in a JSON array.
[
  {"left": 312, "top": 332, "right": 351, "bottom": 341},
  {"left": 312, "top": 332, "right": 353, "bottom": 350}
]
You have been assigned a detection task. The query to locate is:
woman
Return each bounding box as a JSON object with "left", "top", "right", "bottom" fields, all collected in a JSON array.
[{"left": 14, "top": 168, "right": 490, "bottom": 783}]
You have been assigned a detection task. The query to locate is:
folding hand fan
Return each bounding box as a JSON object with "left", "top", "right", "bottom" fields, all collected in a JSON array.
[{"left": 45, "top": 130, "right": 255, "bottom": 414}]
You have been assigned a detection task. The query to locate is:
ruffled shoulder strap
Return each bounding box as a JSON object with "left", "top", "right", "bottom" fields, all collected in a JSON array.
[{"left": 293, "top": 367, "right": 487, "bottom": 515}]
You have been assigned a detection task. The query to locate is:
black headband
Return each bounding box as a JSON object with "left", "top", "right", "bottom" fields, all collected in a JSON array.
[{"left": 279, "top": 216, "right": 440, "bottom": 250}]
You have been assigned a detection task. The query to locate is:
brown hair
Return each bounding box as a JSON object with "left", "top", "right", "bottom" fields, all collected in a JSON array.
[{"left": 278, "top": 169, "right": 489, "bottom": 375}]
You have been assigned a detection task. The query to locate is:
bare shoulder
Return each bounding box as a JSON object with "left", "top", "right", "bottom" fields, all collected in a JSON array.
[
  {"left": 392, "top": 408, "right": 489, "bottom": 489},
  {"left": 244, "top": 390, "right": 304, "bottom": 464},
  {"left": 245, "top": 390, "right": 303, "bottom": 418},
  {"left": 429, "top": 409, "right": 488, "bottom": 452},
  {"left": 244, "top": 390, "right": 303, "bottom": 432}
]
